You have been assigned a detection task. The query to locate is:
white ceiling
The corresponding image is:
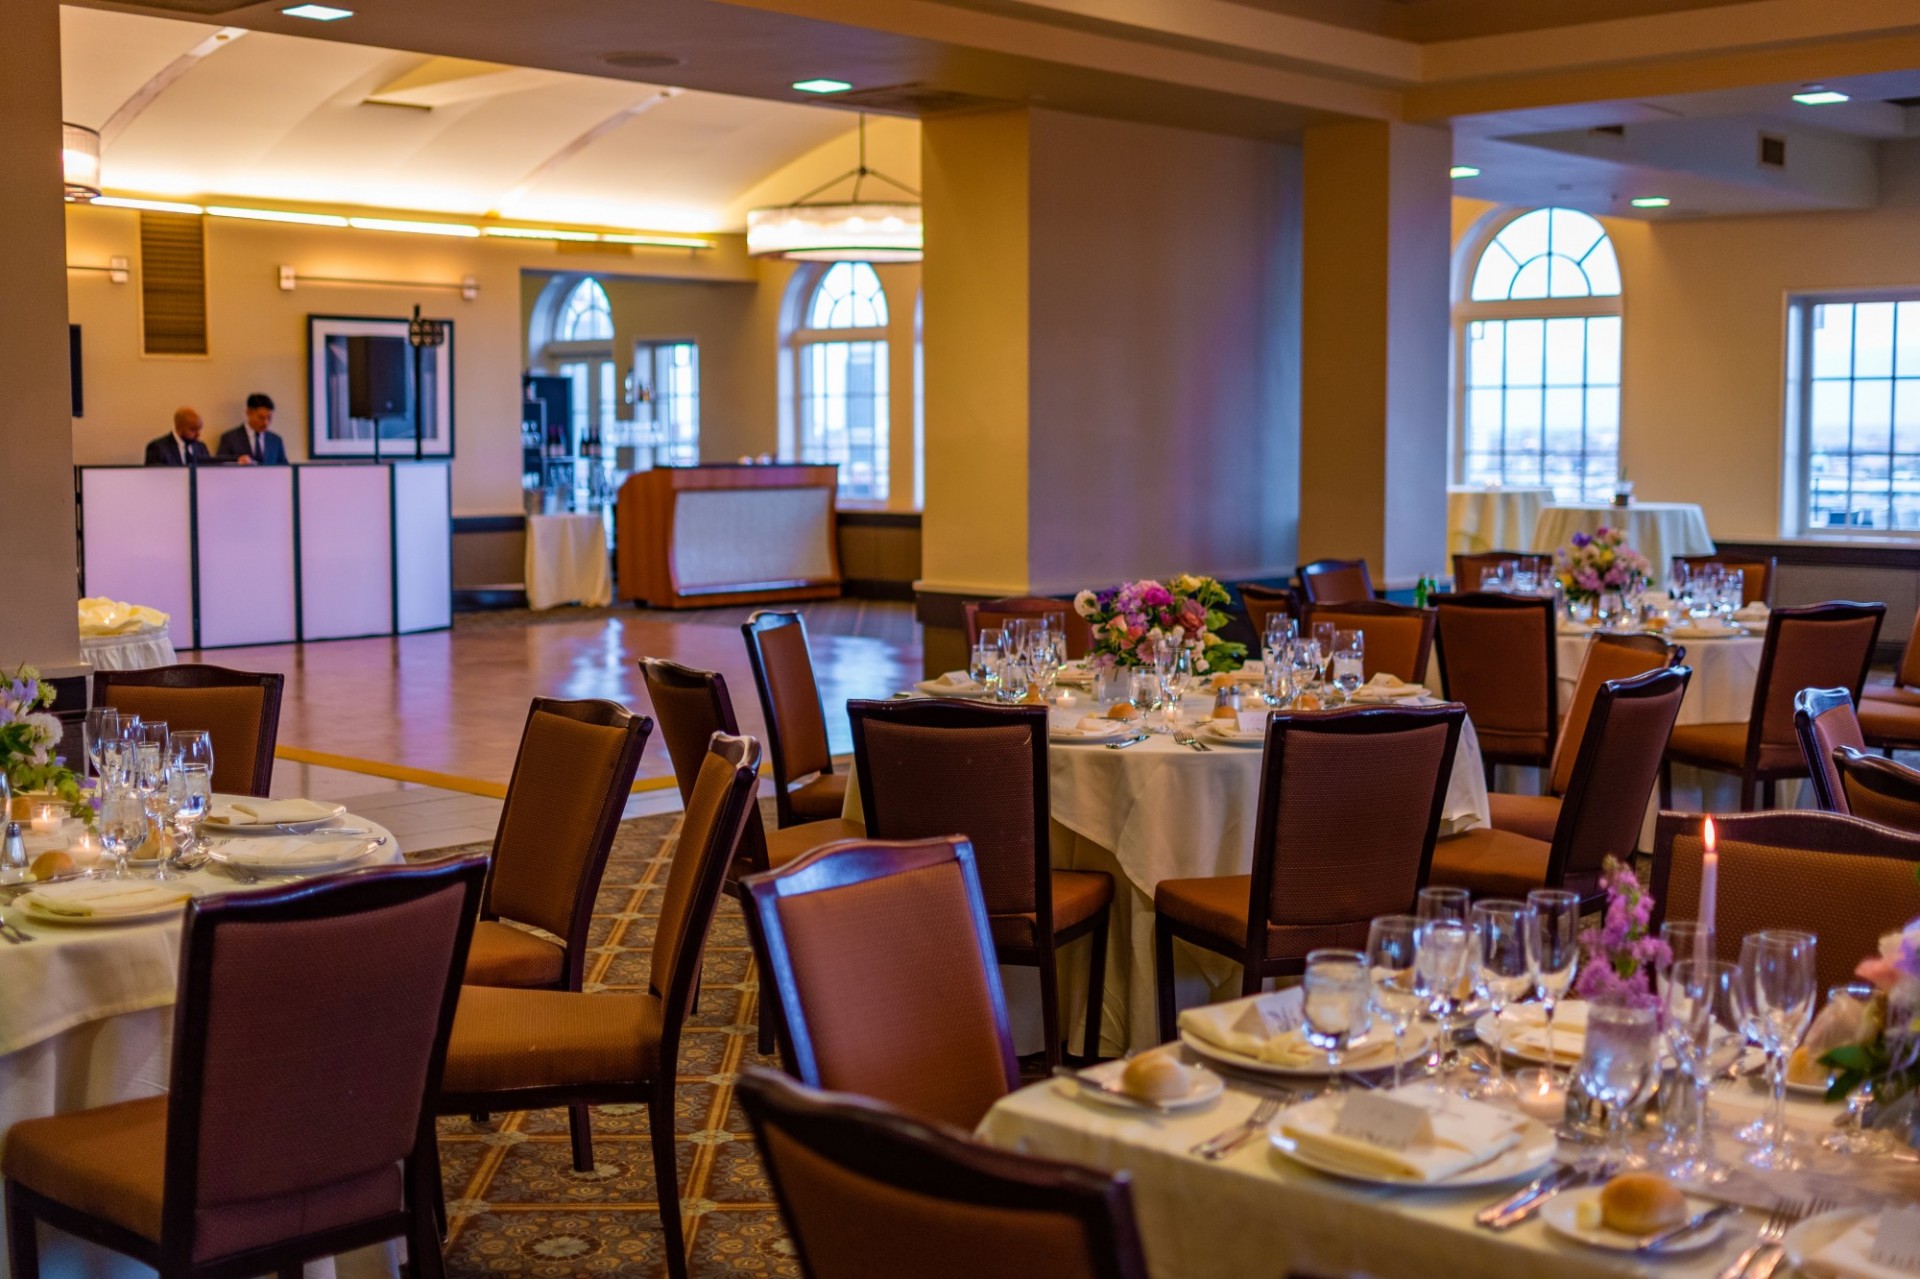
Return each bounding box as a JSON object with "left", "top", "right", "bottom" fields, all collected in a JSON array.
[{"left": 60, "top": 6, "right": 875, "bottom": 232}]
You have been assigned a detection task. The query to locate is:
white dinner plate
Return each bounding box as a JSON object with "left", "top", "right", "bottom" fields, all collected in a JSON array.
[
  {"left": 1783, "top": 1208, "right": 1874, "bottom": 1276},
  {"left": 1056, "top": 1060, "right": 1224, "bottom": 1113},
  {"left": 16, "top": 892, "right": 192, "bottom": 927},
  {"left": 1540, "top": 1187, "right": 1727, "bottom": 1254},
  {"left": 1049, "top": 722, "right": 1138, "bottom": 745},
  {"left": 205, "top": 796, "right": 348, "bottom": 836},
  {"left": 1179, "top": 1023, "right": 1437, "bottom": 1079},
  {"left": 1268, "top": 1116, "right": 1556, "bottom": 1189},
  {"left": 214, "top": 838, "right": 383, "bottom": 876}
]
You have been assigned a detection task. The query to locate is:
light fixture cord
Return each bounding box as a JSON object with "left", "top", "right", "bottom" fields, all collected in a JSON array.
[{"left": 788, "top": 112, "right": 921, "bottom": 205}]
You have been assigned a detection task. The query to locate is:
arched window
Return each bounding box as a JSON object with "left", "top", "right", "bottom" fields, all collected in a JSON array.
[
  {"left": 1455, "top": 208, "right": 1622, "bottom": 501},
  {"left": 558, "top": 277, "right": 613, "bottom": 342},
  {"left": 795, "top": 263, "right": 890, "bottom": 500}
]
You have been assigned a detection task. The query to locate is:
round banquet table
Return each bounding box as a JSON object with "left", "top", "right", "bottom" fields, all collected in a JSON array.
[
  {"left": 844, "top": 693, "right": 1491, "bottom": 1055},
  {"left": 1555, "top": 625, "right": 1762, "bottom": 726},
  {"left": 77, "top": 626, "right": 177, "bottom": 672},
  {"left": 1530, "top": 501, "right": 1715, "bottom": 577},
  {"left": 0, "top": 814, "right": 403, "bottom": 1279},
  {"left": 1446, "top": 485, "right": 1554, "bottom": 557}
]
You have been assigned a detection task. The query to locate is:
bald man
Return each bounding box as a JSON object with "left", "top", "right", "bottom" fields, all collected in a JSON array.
[{"left": 144, "top": 407, "right": 211, "bottom": 466}]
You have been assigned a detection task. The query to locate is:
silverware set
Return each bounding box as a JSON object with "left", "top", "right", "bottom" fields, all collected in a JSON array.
[
  {"left": 1475, "top": 1159, "right": 1604, "bottom": 1230},
  {"left": 1714, "top": 1197, "right": 1836, "bottom": 1279},
  {"left": 1190, "top": 1096, "right": 1280, "bottom": 1161},
  {"left": 1104, "top": 734, "right": 1150, "bottom": 750},
  {"left": 1172, "top": 732, "right": 1213, "bottom": 752}
]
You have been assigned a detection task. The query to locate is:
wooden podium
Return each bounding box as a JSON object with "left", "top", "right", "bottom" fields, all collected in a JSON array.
[{"left": 616, "top": 464, "right": 843, "bottom": 608}]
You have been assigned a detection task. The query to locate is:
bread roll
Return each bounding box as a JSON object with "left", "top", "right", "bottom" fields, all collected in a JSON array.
[
  {"left": 29, "top": 850, "right": 73, "bottom": 881},
  {"left": 1211, "top": 705, "right": 1239, "bottom": 722},
  {"left": 1105, "top": 703, "right": 1140, "bottom": 721},
  {"left": 1119, "top": 1055, "right": 1191, "bottom": 1102},
  {"left": 1599, "top": 1172, "right": 1686, "bottom": 1236}
]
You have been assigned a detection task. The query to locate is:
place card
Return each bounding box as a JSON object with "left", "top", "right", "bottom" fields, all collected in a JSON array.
[
  {"left": 1871, "top": 1206, "right": 1920, "bottom": 1273},
  {"left": 1331, "top": 1091, "right": 1434, "bottom": 1152},
  {"left": 1230, "top": 995, "right": 1301, "bottom": 1039}
]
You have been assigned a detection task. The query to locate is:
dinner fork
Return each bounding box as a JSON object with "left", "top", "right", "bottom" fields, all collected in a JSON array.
[
  {"left": 1716, "top": 1197, "right": 1832, "bottom": 1279},
  {"left": 0, "top": 917, "right": 32, "bottom": 944},
  {"left": 1173, "top": 733, "right": 1211, "bottom": 753},
  {"left": 1191, "top": 1096, "right": 1279, "bottom": 1160}
]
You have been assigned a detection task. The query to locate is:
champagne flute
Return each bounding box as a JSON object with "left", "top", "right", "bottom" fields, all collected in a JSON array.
[
  {"left": 1470, "top": 899, "right": 1534, "bottom": 1100},
  {"left": 1736, "top": 930, "right": 1817, "bottom": 1170},
  {"left": 1526, "top": 889, "right": 1582, "bottom": 1083},
  {"left": 1303, "top": 948, "right": 1373, "bottom": 1091},
  {"left": 1415, "top": 916, "right": 1473, "bottom": 1088},
  {"left": 1367, "top": 915, "right": 1424, "bottom": 1089},
  {"left": 83, "top": 707, "right": 120, "bottom": 783},
  {"left": 1313, "top": 621, "right": 1336, "bottom": 688}
]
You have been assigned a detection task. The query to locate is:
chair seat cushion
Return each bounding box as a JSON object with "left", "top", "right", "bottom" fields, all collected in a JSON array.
[
  {"left": 1153, "top": 875, "right": 1370, "bottom": 961},
  {"left": 1474, "top": 728, "right": 1552, "bottom": 762},
  {"left": 1427, "top": 827, "right": 1553, "bottom": 898},
  {"left": 443, "top": 987, "right": 662, "bottom": 1097},
  {"left": 1860, "top": 697, "right": 1920, "bottom": 746},
  {"left": 766, "top": 818, "right": 866, "bottom": 869},
  {"left": 1667, "top": 722, "right": 1801, "bottom": 772},
  {"left": 463, "top": 920, "right": 566, "bottom": 988},
  {"left": 785, "top": 773, "right": 848, "bottom": 822},
  {"left": 1486, "top": 792, "right": 1562, "bottom": 843},
  {"left": 990, "top": 870, "right": 1112, "bottom": 949},
  {"left": 1864, "top": 680, "right": 1920, "bottom": 709}
]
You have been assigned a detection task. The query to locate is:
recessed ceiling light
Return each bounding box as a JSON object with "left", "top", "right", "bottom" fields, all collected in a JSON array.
[
  {"left": 1450, "top": 165, "right": 1481, "bottom": 179},
  {"left": 792, "top": 78, "right": 853, "bottom": 95},
  {"left": 282, "top": 4, "right": 353, "bottom": 20},
  {"left": 1792, "top": 87, "right": 1850, "bottom": 106},
  {"left": 1630, "top": 196, "right": 1672, "bottom": 208}
]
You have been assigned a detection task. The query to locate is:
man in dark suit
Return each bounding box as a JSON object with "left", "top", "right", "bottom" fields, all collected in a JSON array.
[
  {"left": 215, "top": 392, "right": 289, "bottom": 465},
  {"left": 144, "top": 407, "right": 212, "bottom": 466}
]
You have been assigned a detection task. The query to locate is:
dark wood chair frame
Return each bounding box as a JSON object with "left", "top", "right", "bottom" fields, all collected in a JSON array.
[
  {"left": 844, "top": 698, "right": 1107, "bottom": 1066},
  {"left": 735, "top": 1067, "right": 1150, "bottom": 1279},
  {"left": 1794, "top": 687, "right": 1860, "bottom": 813},
  {"left": 1155, "top": 704, "right": 1465, "bottom": 1042},
  {"left": 1430, "top": 591, "right": 1560, "bottom": 775},
  {"left": 741, "top": 610, "right": 840, "bottom": 829},
  {"left": 4, "top": 856, "right": 488, "bottom": 1279},
  {"left": 1294, "top": 558, "right": 1378, "bottom": 604},
  {"left": 1833, "top": 745, "right": 1920, "bottom": 817},
  {"left": 1234, "top": 583, "right": 1298, "bottom": 637},
  {"left": 740, "top": 835, "right": 1023, "bottom": 1096},
  {"left": 1300, "top": 600, "right": 1439, "bottom": 686},
  {"left": 1449, "top": 551, "right": 1553, "bottom": 590},
  {"left": 93, "top": 663, "right": 285, "bottom": 797},
  {"left": 436, "top": 733, "right": 762, "bottom": 1279},
  {"left": 1661, "top": 602, "right": 1885, "bottom": 812}
]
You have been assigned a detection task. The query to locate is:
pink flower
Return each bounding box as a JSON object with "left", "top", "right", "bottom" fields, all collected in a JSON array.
[{"left": 1858, "top": 956, "right": 1903, "bottom": 991}]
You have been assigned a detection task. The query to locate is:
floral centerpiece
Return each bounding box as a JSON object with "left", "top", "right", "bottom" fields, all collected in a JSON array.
[
  {"left": 0, "top": 665, "right": 87, "bottom": 820},
  {"left": 1818, "top": 919, "right": 1920, "bottom": 1107},
  {"left": 1073, "top": 575, "right": 1247, "bottom": 674},
  {"left": 1554, "top": 526, "right": 1652, "bottom": 607},
  {"left": 1573, "top": 856, "right": 1670, "bottom": 1009}
]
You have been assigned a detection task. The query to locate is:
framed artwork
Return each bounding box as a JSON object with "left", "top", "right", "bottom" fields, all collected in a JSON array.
[{"left": 307, "top": 314, "right": 455, "bottom": 459}]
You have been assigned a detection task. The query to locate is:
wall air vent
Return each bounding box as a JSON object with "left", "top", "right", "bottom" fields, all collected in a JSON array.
[
  {"left": 828, "top": 82, "right": 1011, "bottom": 118},
  {"left": 1759, "top": 134, "right": 1787, "bottom": 168},
  {"left": 1591, "top": 124, "right": 1626, "bottom": 136},
  {"left": 139, "top": 211, "right": 209, "bottom": 356}
]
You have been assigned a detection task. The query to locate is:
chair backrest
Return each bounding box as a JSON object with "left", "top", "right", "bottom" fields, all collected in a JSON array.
[
  {"left": 1301, "top": 601, "right": 1436, "bottom": 685},
  {"left": 1743, "top": 603, "right": 1885, "bottom": 760},
  {"left": 964, "top": 596, "right": 1092, "bottom": 661},
  {"left": 1430, "top": 592, "right": 1557, "bottom": 757},
  {"left": 485, "top": 699, "right": 650, "bottom": 982},
  {"left": 1651, "top": 811, "right": 1920, "bottom": 999},
  {"left": 1295, "top": 558, "right": 1374, "bottom": 605},
  {"left": 1247, "top": 706, "right": 1464, "bottom": 953},
  {"left": 1894, "top": 606, "right": 1920, "bottom": 691},
  {"left": 1551, "top": 633, "right": 1684, "bottom": 795},
  {"left": 95, "top": 663, "right": 284, "bottom": 797},
  {"left": 1450, "top": 551, "right": 1553, "bottom": 591},
  {"left": 1673, "top": 555, "right": 1775, "bottom": 608},
  {"left": 742, "top": 836, "right": 1021, "bottom": 1130},
  {"left": 742, "top": 611, "right": 837, "bottom": 815},
  {"left": 1545, "top": 665, "right": 1691, "bottom": 892},
  {"left": 639, "top": 657, "right": 772, "bottom": 875},
  {"left": 845, "top": 699, "right": 1048, "bottom": 923},
  {"left": 1235, "top": 584, "right": 1297, "bottom": 638},
  {"left": 1834, "top": 747, "right": 1920, "bottom": 835},
  {"left": 737, "top": 1068, "right": 1149, "bottom": 1279},
  {"left": 1795, "top": 688, "right": 1866, "bottom": 814},
  {"left": 161, "top": 855, "right": 487, "bottom": 1266}
]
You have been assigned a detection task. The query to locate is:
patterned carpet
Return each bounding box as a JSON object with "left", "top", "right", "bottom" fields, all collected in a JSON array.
[{"left": 429, "top": 806, "right": 798, "bottom": 1278}]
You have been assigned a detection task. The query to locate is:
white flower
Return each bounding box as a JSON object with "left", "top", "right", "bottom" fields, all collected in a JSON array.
[
  {"left": 1073, "top": 590, "right": 1098, "bottom": 619},
  {"left": 1170, "top": 625, "right": 1186, "bottom": 643},
  {"left": 26, "top": 712, "right": 60, "bottom": 746},
  {"left": 1194, "top": 657, "right": 1210, "bottom": 674}
]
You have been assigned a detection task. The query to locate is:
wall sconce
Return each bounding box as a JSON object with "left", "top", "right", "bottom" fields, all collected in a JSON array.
[
  {"left": 62, "top": 124, "right": 102, "bottom": 202},
  {"left": 67, "top": 255, "right": 130, "bottom": 284}
]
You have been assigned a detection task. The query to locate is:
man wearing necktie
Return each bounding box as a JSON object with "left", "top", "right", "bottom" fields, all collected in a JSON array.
[
  {"left": 215, "top": 393, "right": 289, "bottom": 465},
  {"left": 143, "top": 406, "right": 212, "bottom": 466}
]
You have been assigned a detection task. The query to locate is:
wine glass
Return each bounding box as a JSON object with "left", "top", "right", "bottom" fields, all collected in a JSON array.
[
  {"left": 1822, "top": 980, "right": 1896, "bottom": 1156},
  {"left": 1303, "top": 948, "right": 1373, "bottom": 1090},
  {"left": 1332, "top": 631, "right": 1365, "bottom": 703},
  {"left": 997, "top": 652, "right": 1032, "bottom": 704},
  {"left": 1577, "top": 1002, "right": 1660, "bottom": 1169},
  {"left": 1470, "top": 899, "right": 1535, "bottom": 1100},
  {"left": 969, "top": 641, "right": 999, "bottom": 692},
  {"left": 1128, "top": 667, "right": 1161, "bottom": 719},
  {"left": 1417, "top": 886, "right": 1471, "bottom": 924},
  {"left": 1006, "top": 618, "right": 1036, "bottom": 661},
  {"left": 1161, "top": 644, "right": 1194, "bottom": 705},
  {"left": 1526, "top": 889, "right": 1582, "bottom": 1082},
  {"left": 1415, "top": 916, "right": 1472, "bottom": 1085},
  {"left": 1290, "top": 641, "right": 1321, "bottom": 703},
  {"left": 1659, "top": 958, "right": 1743, "bottom": 1181},
  {"left": 83, "top": 708, "right": 120, "bottom": 783},
  {"left": 98, "top": 785, "right": 149, "bottom": 880},
  {"left": 95, "top": 713, "right": 135, "bottom": 789},
  {"left": 166, "top": 763, "right": 212, "bottom": 870},
  {"left": 170, "top": 729, "right": 214, "bottom": 778},
  {"left": 1735, "top": 930, "right": 1817, "bottom": 1170},
  {"left": 1367, "top": 915, "right": 1424, "bottom": 1088},
  {"left": 1031, "top": 633, "right": 1063, "bottom": 703}
]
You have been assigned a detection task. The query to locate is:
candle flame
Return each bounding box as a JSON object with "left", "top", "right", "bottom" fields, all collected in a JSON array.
[{"left": 1703, "top": 815, "right": 1716, "bottom": 855}]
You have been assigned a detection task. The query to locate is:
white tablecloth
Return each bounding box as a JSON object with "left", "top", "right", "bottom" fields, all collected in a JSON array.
[
  {"left": 1531, "top": 502, "right": 1715, "bottom": 578},
  {"left": 1448, "top": 486, "right": 1554, "bottom": 557},
  {"left": 1555, "top": 629, "right": 1762, "bottom": 727},
  {"left": 79, "top": 627, "right": 177, "bottom": 672},
  {"left": 525, "top": 512, "right": 612, "bottom": 610}
]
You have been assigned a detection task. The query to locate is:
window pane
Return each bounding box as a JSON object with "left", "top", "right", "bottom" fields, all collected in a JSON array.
[
  {"left": 1854, "top": 378, "right": 1894, "bottom": 453},
  {"left": 1549, "top": 208, "right": 1604, "bottom": 263},
  {"left": 1545, "top": 257, "right": 1591, "bottom": 298},
  {"left": 1812, "top": 304, "right": 1854, "bottom": 380},
  {"left": 1586, "top": 317, "right": 1621, "bottom": 384},
  {"left": 1510, "top": 258, "right": 1552, "bottom": 300},
  {"left": 799, "top": 338, "right": 890, "bottom": 500},
  {"left": 1896, "top": 380, "right": 1920, "bottom": 454},
  {"left": 1899, "top": 303, "right": 1920, "bottom": 377},
  {"left": 1499, "top": 210, "right": 1552, "bottom": 266},
  {"left": 1543, "top": 388, "right": 1584, "bottom": 453},
  {"left": 1543, "top": 318, "right": 1586, "bottom": 384},
  {"left": 1470, "top": 247, "right": 1519, "bottom": 302},
  {"left": 1504, "top": 320, "right": 1544, "bottom": 386},
  {"left": 1466, "top": 389, "right": 1503, "bottom": 454},
  {"left": 807, "top": 262, "right": 889, "bottom": 330},
  {"left": 1856, "top": 302, "right": 1897, "bottom": 379},
  {"left": 1580, "top": 239, "right": 1622, "bottom": 298},
  {"left": 1811, "top": 380, "right": 1852, "bottom": 453}
]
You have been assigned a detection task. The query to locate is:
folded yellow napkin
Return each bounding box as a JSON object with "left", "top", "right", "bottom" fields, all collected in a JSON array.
[
  {"left": 206, "top": 798, "right": 343, "bottom": 827},
  {"left": 1497, "top": 1001, "right": 1590, "bottom": 1062},
  {"left": 1276, "top": 1084, "right": 1528, "bottom": 1182},
  {"left": 22, "top": 879, "right": 191, "bottom": 917},
  {"left": 915, "top": 672, "right": 986, "bottom": 696},
  {"left": 1179, "top": 992, "right": 1408, "bottom": 1070},
  {"left": 1810, "top": 1216, "right": 1915, "bottom": 1279},
  {"left": 1052, "top": 716, "right": 1127, "bottom": 740}
]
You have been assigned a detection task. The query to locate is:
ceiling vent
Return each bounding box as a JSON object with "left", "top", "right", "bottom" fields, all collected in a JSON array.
[
  {"left": 827, "top": 83, "right": 1011, "bottom": 118},
  {"left": 1759, "top": 134, "right": 1787, "bottom": 168}
]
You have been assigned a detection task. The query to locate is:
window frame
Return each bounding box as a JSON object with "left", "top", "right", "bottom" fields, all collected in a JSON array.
[{"left": 792, "top": 264, "right": 892, "bottom": 503}]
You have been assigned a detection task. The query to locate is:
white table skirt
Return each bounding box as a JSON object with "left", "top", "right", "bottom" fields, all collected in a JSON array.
[
  {"left": 1556, "top": 629, "right": 1762, "bottom": 727},
  {"left": 525, "top": 512, "right": 612, "bottom": 610},
  {"left": 1531, "top": 502, "right": 1715, "bottom": 578},
  {"left": 1447, "top": 486, "right": 1554, "bottom": 558},
  {"left": 79, "top": 629, "right": 177, "bottom": 672}
]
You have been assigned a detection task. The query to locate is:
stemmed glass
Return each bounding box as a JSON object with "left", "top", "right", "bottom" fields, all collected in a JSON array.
[
  {"left": 1470, "top": 899, "right": 1535, "bottom": 1100},
  {"left": 1735, "top": 929, "right": 1817, "bottom": 1170},
  {"left": 98, "top": 784, "right": 149, "bottom": 880},
  {"left": 1822, "top": 980, "right": 1896, "bottom": 1156},
  {"left": 1030, "top": 633, "right": 1064, "bottom": 704},
  {"left": 1290, "top": 641, "right": 1321, "bottom": 704},
  {"left": 1526, "top": 889, "right": 1582, "bottom": 1082},
  {"left": 1367, "top": 915, "right": 1424, "bottom": 1088},
  {"left": 170, "top": 729, "right": 214, "bottom": 778},
  {"left": 1332, "top": 631, "right": 1365, "bottom": 703},
  {"left": 163, "top": 763, "right": 212, "bottom": 873},
  {"left": 83, "top": 708, "right": 121, "bottom": 784},
  {"left": 1312, "top": 622, "right": 1336, "bottom": 689},
  {"left": 1577, "top": 1002, "right": 1660, "bottom": 1170},
  {"left": 970, "top": 639, "right": 1000, "bottom": 694},
  {"left": 1659, "top": 958, "right": 1743, "bottom": 1181},
  {"left": 1303, "top": 948, "right": 1373, "bottom": 1091},
  {"left": 1415, "top": 915, "right": 1473, "bottom": 1087}
]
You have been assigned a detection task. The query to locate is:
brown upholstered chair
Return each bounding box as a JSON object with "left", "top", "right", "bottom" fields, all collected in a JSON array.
[
  {"left": 1153, "top": 704, "right": 1466, "bottom": 1041},
  {"left": 1672, "top": 555, "right": 1775, "bottom": 608},
  {"left": 1860, "top": 607, "right": 1920, "bottom": 751},
  {"left": 437, "top": 733, "right": 761, "bottom": 1279},
  {"left": 639, "top": 658, "right": 862, "bottom": 1053},
  {"left": 1795, "top": 687, "right": 1867, "bottom": 814},
  {"left": 1450, "top": 551, "right": 1553, "bottom": 591},
  {"left": 1295, "top": 558, "right": 1375, "bottom": 605},
  {"left": 1235, "top": 583, "right": 1297, "bottom": 638},
  {"left": 742, "top": 610, "right": 849, "bottom": 827},
  {"left": 741, "top": 835, "right": 1022, "bottom": 1130},
  {"left": 1488, "top": 633, "right": 1684, "bottom": 841},
  {"left": 1832, "top": 748, "right": 1920, "bottom": 835},
  {"left": 736, "top": 1068, "right": 1150, "bottom": 1279},
  {"left": 94, "top": 664, "right": 283, "bottom": 797},
  {"left": 4, "top": 855, "right": 487, "bottom": 1279},
  {"left": 1431, "top": 592, "right": 1558, "bottom": 774},
  {"left": 1650, "top": 810, "right": 1920, "bottom": 999},
  {"left": 1430, "top": 665, "right": 1690, "bottom": 902},
  {"left": 1301, "top": 600, "right": 1436, "bottom": 685},
  {"left": 1662, "top": 602, "right": 1884, "bottom": 811},
  {"left": 844, "top": 699, "right": 1110, "bottom": 1067},
  {"left": 963, "top": 596, "right": 1093, "bottom": 661}
]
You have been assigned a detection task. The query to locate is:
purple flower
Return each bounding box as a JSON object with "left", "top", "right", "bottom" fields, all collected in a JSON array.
[{"left": 1570, "top": 531, "right": 1592, "bottom": 548}]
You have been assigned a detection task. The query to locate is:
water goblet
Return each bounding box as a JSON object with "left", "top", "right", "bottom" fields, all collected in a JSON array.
[
  {"left": 1416, "top": 886, "right": 1471, "bottom": 924},
  {"left": 1367, "top": 915, "right": 1424, "bottom": 1089},
  {"left": 1469, "top": 899, "right": 1535, "bottom": 1100},
  {"left": 969, "top": 642, "right": 999, "bottom": 692},
  {"left": 1735, "top": 930, "right": 1817, "bottom": 1170},
  {"left": 1576, "top": 1002, "right": 1660, "bottom": 1170},
  {"left": 1031, "top": 634, "right": 1063, "bottom": 703},
  {"left": 1128, "top": 667, "right": 1161, "bottom": 719},
  {"left": 170, "top": 729, "right": 214, "bottom": 777},
  {"left": 166, "top": 763, "right": 212, "bottom": 870},
  {"left": 1290, "top": 641, "right": 1321, "bottom": 703},
  {"left": 1303, "top": 948, "right": 1373, "bottom": 1091},
  {"left": 997, "top": 653, "right": 1032, "bottom": 704},
  {"left": 1659, "top": 958, "right": 1743, "bottom": 1181},
  {"left": 98, "top": 785, "right": 149, "bottom": 880},
  {"left": 1331, "top": 631, "right": 1365, "bottom": 703},
  {"left": 1526, "top": 889, "right": 1582, "bottom": 1083}
]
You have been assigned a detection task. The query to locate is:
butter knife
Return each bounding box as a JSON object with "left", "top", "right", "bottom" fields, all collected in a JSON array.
[
  {"left": 1105, "top": 734, "right": 1149, "bottom": 750},
  {"left": 1477, "top": 1164, "right": 1575, "bottom": 1228},
  {"left": 1635, "top": 1203, "right": 1740, "bottom": 1253},
  {"left": 1488, "top": 1163, "right": 1602, "bottom": 1230}
]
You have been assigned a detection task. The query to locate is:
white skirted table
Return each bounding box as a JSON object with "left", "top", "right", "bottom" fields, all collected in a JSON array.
[
  {"left": 77, "top": 627, "right": 177, "bottom": 672},
  {"left": 524, "top": 512, "right": 613, "bottom": 610},
  {"left": 1447, "top": 486, "right": 1555, "bottom": 558},
  {"left": 1531, "top": 502, "right": 1715, "bottom": 577}
]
